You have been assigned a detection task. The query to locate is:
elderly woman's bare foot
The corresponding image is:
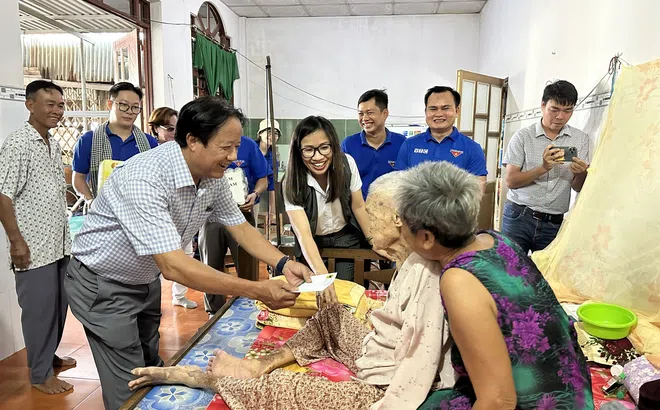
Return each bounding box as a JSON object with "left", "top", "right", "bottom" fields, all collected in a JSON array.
[{"left": 208, "top": 350, "right": 262, "bottom": 379}]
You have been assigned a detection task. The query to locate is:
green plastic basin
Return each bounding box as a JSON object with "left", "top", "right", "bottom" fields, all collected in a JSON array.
[{"left": 577, "top": 303, "right": 637, "bottom": 340}]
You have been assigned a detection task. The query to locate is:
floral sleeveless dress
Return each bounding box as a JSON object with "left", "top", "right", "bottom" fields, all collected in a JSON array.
[{"left": 419, "top": 231, "right": 594, "bottom": 410}]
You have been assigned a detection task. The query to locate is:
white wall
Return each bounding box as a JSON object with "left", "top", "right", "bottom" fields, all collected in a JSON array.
[
  {"left": 0, "top": 0, "right": 26, "bottom": 360},
  {"left": 245, "top": 14, "right": 480, "bottom": 119},
  {"left": 480, "top": 0, "right": 660, "bottom": 132},
  {"left": 478, "top": 0, "right": 660, "bottom": 214},
  {"left": 151, "top": 0, "right": 247, "bottom": 112}
]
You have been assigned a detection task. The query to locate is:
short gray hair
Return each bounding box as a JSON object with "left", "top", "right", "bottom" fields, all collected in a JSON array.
[
  {"left": 395, "top": 161, "right": 482, "bottom": 248},
  {"left": 368, "top": 171, "right": 405, "bottom": 198}
]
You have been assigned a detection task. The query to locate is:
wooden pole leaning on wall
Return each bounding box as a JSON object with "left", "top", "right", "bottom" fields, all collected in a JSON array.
[{"left": 265, "top": 55, "right": 282, "bottom": 247}]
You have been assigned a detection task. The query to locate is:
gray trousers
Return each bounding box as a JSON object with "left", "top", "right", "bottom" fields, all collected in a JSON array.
[
  {"left": 14, "top": 256, "right": 69, "bottom": 384},
  {"left": 65, "top": 257, "right": 163, "bottom": 410},
  {"left": 199, "top": 211, "right": 256, "bottom": 314}
]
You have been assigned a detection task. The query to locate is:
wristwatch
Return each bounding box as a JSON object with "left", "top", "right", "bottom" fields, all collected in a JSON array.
[
  {"left": 251, "top": 191, "right": 260, "bottom": 201},
  {"left": 275, "top": 256, "right": 290, "bottom": 275}
]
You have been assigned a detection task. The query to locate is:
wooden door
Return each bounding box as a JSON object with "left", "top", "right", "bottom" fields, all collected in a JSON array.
[{"left": 455, "top": 70, "right": 508, "bottom": 230}]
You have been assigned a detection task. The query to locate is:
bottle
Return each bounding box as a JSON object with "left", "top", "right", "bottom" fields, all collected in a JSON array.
[{"left": 602, "top": 366, "right": 626, "bottom": 396}]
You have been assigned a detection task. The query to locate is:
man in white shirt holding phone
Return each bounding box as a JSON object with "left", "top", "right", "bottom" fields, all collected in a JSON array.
[{"left": 502, "top": 80, "right": 590, "bottom": 254}]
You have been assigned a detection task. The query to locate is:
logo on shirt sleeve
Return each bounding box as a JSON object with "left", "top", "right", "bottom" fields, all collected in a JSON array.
[
  {"left": 388, "top": 161, "right": 396, "bottom": 168},
  {"left": 450, "top": 149, "right": 463, "bottom": 158},
  {"left": 413, "top": 148, "right": 429, "bottom": 154},
  {"left": 233, "top": 160, "right": 244, "bottom": 167}
]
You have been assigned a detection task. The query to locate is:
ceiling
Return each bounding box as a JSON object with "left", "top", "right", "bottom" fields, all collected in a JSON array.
[
  {"left": 19, "top": 0, "right": 135, "bottom": 34},
  {"left": 227, "top": 0, "right": 487, "bottom": 18}
]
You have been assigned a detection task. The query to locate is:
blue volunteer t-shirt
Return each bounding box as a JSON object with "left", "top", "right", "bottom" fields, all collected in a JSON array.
[
  {"left": 229, "top": 136, "right": 272, "bottom": 204},
  {"left": 341, "top": 129, "right": 406, "bottom": 199},
  {"left": 394, "top": 127, "right": 487, "bottom": 176},
  {"left": 72, "top": 124, "right": 159, "bottom": 177}
]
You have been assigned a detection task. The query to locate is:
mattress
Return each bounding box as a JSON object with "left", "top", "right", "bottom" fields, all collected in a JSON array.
[{"left": 131, "top": 297, "right": 260, "bottom": 410}]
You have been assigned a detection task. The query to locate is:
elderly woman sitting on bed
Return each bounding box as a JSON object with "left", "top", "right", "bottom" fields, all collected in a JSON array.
[
  {"left": 128, "top": 171, "right": 453, "bottom": 410},
  {"left": 397, "top": 162, "right": 594, "bottom": 410}
]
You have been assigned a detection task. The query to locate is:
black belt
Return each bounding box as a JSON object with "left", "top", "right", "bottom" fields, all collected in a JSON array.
[{"left": 512, "top": 203, "right": 564, "bottom": 224}]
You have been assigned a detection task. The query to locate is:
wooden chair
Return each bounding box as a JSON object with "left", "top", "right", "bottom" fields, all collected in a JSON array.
[
  {"left": 478, "top": 181, "right": 496, "bottom": 230},
  {"left": 236, "top": 244, "right": 259, "bottom": 282},
  {"left": 279, "top": 245, "right": 396, "bottom": 285},
  {"left": 273, "top": 183, "right": 394, "bottom": 284}
]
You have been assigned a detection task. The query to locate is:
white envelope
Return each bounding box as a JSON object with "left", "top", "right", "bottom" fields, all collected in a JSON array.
[{"left": 293, "top": 272, "right": 337, "bottom": 293}]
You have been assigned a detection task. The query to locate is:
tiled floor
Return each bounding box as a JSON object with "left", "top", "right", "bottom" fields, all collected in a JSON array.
[{"left": 0, "top": 263, "right": 269, "bottom": 410}]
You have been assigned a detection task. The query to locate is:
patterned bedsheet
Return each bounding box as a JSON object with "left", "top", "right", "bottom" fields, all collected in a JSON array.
[{"left": 135, "top": 297, "right": 260, "bottom": 410}]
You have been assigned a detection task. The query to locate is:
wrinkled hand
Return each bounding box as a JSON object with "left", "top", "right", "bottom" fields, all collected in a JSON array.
[
  {"left": 129, "top": 367, "right": 168, "bottom": 390},
  {"left": 238, "top": 193, "right": 257, "bottom": 212},
  {"left": 542, "top": 145, "right": 563, "bottom": 171},
  {"left": 316, "top": 283, "right": 339, "bottom": 309},
  {"left": 10, "top": 237, "right": 30, "bottom": 270},
  {"left": 257, "top": 279, "right": 299, "bottom": 310},
  {"left": 281, "top": 260, "right": 312, "bottom": 287},
  {"left": 129, "top": 365, "right": 201, "bottom": 391},
  {"left": 569, "top": 157, "right": 589, "bottom": 174}
]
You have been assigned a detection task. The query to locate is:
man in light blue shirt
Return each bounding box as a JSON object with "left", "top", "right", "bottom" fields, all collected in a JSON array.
[{"left": 64, "top": 96, "right": 312, "bottom": 410}]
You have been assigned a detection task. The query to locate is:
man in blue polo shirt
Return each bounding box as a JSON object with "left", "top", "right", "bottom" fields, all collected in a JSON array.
[
  {"left": 72, "top": 82, "right": 158, "bottom": 202},
  {"left": 341, "top": 89, "right": 405, "bottom": 199},
  {"left": 395, "top": 86, "right": 487, "bottom": 186},
  {"left": 199, "top": 135, "right": 272, "bottom": 316}
]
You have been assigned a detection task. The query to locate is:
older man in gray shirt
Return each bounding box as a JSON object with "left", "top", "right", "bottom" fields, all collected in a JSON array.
[{"left": 502, "top": 80, "right": 590, "bottom": 254}]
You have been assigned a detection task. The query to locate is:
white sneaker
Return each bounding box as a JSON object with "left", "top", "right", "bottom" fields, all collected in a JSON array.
[{"left": 173, "top": 297, "right": 198, "bottom": 309}]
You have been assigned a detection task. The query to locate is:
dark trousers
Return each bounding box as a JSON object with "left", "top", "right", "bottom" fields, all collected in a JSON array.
[
  {"left": 199, "top": 211, "right": 256, "bottom": 314},
  {"left": 65, "top": 257, "right": 162, "bottom": 410},
  {"left": 313, "top": 225, "right": 364, "bottom": 282},
  {"left": 501, "top": 201, "right": 562, "bottom": 255},
  {"left": 14, "top": 256, "right": 69, "bottom": 384}
]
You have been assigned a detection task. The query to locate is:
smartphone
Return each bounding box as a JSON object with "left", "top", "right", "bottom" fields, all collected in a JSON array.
[{"left": 555, "top": 146, "right": 577, "bottom": 163}]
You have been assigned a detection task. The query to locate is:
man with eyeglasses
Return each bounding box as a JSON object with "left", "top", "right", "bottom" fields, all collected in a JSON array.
[
  {"left": 341, "top": 89, "right": 405, "bottom": 200},
  {"left": 72, "top": 82, "right": 158, "bottom": 203}
]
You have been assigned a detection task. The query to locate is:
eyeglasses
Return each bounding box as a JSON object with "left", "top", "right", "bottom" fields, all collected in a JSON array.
[
  {"left": 301, "top": 143, "right": 332, "bottom": 159},
  {"left": 158, "top": 125, "right": 175, "bottom": 133},
  {"left": 114, "top": 101, "right": 142, "bottom": 115}
]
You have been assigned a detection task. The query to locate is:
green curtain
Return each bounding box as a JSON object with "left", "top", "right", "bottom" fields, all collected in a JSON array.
[{"left": 193, "top": 33, "right": 240, "bottom": 100}]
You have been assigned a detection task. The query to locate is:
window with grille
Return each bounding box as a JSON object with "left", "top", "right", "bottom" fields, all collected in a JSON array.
[{"left": 191, "top": 2, "right": 232, "bottom": 101}]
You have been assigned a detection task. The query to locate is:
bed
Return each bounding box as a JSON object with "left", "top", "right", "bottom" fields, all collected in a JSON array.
[
  {"left": 120, "top": 247, "right": 392, "bottom": 410},
  {"left": 121, "top": 296, "right": 260, "bottom": 410}
]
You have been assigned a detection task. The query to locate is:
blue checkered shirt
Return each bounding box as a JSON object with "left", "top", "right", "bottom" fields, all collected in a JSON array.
[{"left": 72, "top": 141, "right": 246, "bottom": 285}]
